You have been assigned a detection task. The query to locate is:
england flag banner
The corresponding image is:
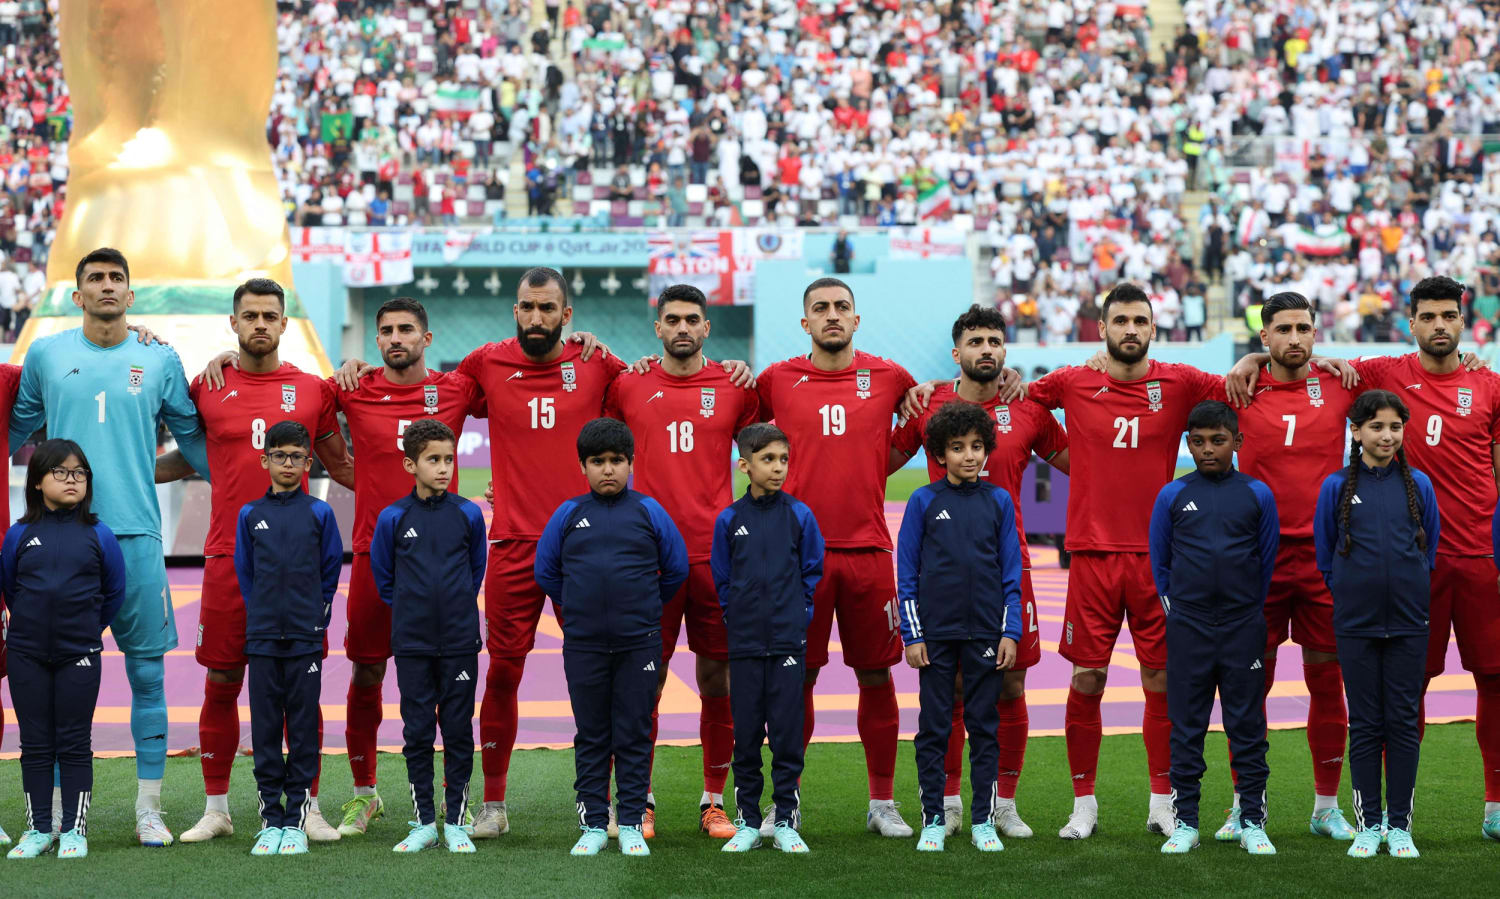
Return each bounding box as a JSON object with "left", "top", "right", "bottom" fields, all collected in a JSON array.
[{"left": 343, "top": 230, "right": 414, "bottom": 287}]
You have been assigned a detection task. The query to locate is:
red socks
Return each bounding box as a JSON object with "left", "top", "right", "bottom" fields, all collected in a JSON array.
[
  {"left": 995, "top": 694, "right": 1028, "bottom": 800},
  {"left": 802, "top": 680, "right": 816, "bottom": 750},
  {"left": 700, "top": 694, "right": 733, "bottom": 795},
  {"left": 1065, "top": 687, "right": 1103, "bottom": 796},
  {"left": 199, "top": 678, "right": 243, "bottom": 795},
  {"left": 1142, "top": 688, "right": 1171, "bottom": 794},
  {"left": 1476, "top": 673, "right": 1500, "bottom": 802},
  {"left": 345, "top": 682, "right": 382, "bottom": 788},
  {"left": 857, "top": 680, "right": 899, "bottom": 801},
  {"left": 1303, "top": 660, "right": 1348, "bottom": 796},
  {"left": 480, "top": 656, "right": 526, "bottom": 802},
  {"left": 944, "top": 700, "right": 965, "bottom": 796}
]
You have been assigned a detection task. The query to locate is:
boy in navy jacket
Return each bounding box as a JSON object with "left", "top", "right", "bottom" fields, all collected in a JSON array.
[
  {"left": 710, "top": 423, "right": 824, "bottom": 854},
  {"left": 235, "top": 421, "right": 343, "bottom": 858},
  {"left": 370, "top": 419, "right": 487, "bottom": 855},
  {"left": 896, "top": 402, "right": 1023, "bottom": 854},
  {"left": 535, "top": 418, "right": 688, "bottom": 858},
  {"left": 1149, "top": 401, "right": 1279, "bottom": 856}
]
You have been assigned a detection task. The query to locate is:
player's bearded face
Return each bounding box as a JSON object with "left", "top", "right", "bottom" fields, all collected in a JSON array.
[
  {"left": 1103, "top": 305, "right": 1152, "bottom": 365},
  {"left": 1105, "top": 329, "right": 1150, "bottom": 364},
  {"left": 1412, "top": 301, "right": 1463, "bottom": 359},
  {"left": 516, "top": 319, "right": 563, "bottom": 356},
  {"left": 957, "top": 330, "right": 1006, "bottom": 383}
]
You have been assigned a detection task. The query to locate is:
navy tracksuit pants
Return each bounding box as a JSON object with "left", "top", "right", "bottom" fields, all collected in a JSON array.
[
  {"left": 1337, "top": 634, "right": 1424, "bottom": 832},
  {"left": 915, "top": 640, "right": 1002, "bottom": 826},
  {"left": 248, "top": 653, "right": 323, "bottom": 829},
  {"left": 1165, "top": 612, "right": 1269, "bottom": 829},
  {"left": 729, "top": 654, "right": 806, "bottom": 829},
  {"left": 9, "top": 651, "right": 101, "bottom": 834},
  {"left": 563, "top": 645, "right": 658, "bottom": 829},
  {"left": 395, "top": 654, "right": 478, "bottom": 826}
]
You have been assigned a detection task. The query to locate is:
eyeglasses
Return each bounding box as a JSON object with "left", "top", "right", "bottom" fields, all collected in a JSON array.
[
  {"left": 267, "top": 451, "right": 310, "bottom": 466},
  {"left": 50, "top": 467, "right": 89, "bottom": 483}
]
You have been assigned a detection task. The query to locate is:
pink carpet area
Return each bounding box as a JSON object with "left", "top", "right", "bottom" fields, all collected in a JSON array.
[{"left": 0, "top": 502, "right": 1479, "bottom": 758}]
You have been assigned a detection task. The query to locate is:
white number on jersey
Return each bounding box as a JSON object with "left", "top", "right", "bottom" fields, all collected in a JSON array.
[
  {"left": 1281, "top": 414, "right": 1296, "bottom": 446},
  {"left": 666, "top": 420, "right": 695, "bottom": 452},
  {"left": 96, "top": 390, "right": 106, "bottom": 424},
  {"left": 1426, "top": 414, "right": 1442, "bottom": 446},
  {"left": 251, "top": 417, "right": 266, "bottom": 450},
  {"left": 819, "top": 403, "right": 847, "bottom": 436},
  {"left": 528, "top": 396, "right": 556, "bottom": 430},
  {"left": 397, "top": 418, "right": 411, "bottom": 450},
  {"left": 1112, "top": 416, "right": 1139, "bottom": 448}
]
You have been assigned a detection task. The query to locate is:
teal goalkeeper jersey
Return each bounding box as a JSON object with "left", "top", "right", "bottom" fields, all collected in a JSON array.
[{"left": 7, "top": 328, "right": 211, "bottom": 539}]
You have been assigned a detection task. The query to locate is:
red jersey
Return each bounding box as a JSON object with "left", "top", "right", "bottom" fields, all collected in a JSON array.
[
  {"left": 1028, "top": 361, "right": 1222, "bottom": 552},
  {"left": 0, "top": 363, "right": 20, "bottom": 535},
  {"left": 604, "top": 362, "right": 759, "bottom": 561},
  {"left": 190, "top": 364, "right": 339, "bottom": 557},
  {"left": 458, "top": 339, "right": 627, "bottom": 540},
  {"left": 1353, "top": 354, "right": 1500, "bottom": 557},
  {"left": 891, "top": 382, "right": 1067, "bottom": 566},
  {"left": 1236, "top": 368, "right": 1363, "bottom": 539},
  {"left": 334, "top": 368, "right": 482, "bottom": 553},
  {"left": 756, "top": 350, "right": 916, "bottom": 550}
]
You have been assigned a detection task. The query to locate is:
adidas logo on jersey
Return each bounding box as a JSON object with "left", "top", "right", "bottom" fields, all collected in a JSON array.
[
  {"left": 734, "top": 525, "right": 750, "bottom": 537},
  {"left": 75, "top": 656, "right": 92, "bottom": 667},
  {"left": 1250, "top": 659, "right": 1262, "bottom": 670},
  {"left": 1351, "top": 495, "right": 1363, "bottom": 504},
  {"left": 403, "top": 528, "right": 419, "bottom": 538},
  {"left": 254, "top": 520, "right": 269, "bottom": 530},
  {"left": 307, "top": 662, "right": 319, "bottom": 674},
  {"left": 982, "top": 646, "right": 996, "bottom": 658},
  {"left": 575, "top": 518, "right": 591, "bottom": 528},
  {"left": 455, "top": 670, "right": 472, "bottom": 682},
  {"left": 1181, "top": 501, "right": 1199, "bottom": 512},
  {"left": 934, "top": 509, "right": 952, "bottom": 521},
  {"left": 782, "top": 657, "right": 798, "bottom": 667},
  {"left": 25, "top": 536, "right": 40, "bottom": 547},
  {"left": 643, "top": 660, "right": 657, "bottom": 671}
]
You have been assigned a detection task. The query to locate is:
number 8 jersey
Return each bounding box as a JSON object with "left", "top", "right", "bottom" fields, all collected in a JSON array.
[{"left": 1027, "top": 361, "right": 1222, "bottom": 552}]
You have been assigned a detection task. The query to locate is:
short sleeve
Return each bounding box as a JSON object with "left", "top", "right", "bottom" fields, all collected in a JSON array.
[
  {"left": 324, "top": 375, "right": 347, "bottom": 412},
  {"left": 733, "top": 383, "right": 759, "bottom": 433},
  {"left": 602, "top": 371, "right": 627, "bottom": 421},
  {"left": 755, "top": 362, "right": 778, "bottom": 421},
  {"left": 891, "top": 409, "right": 924, "bottom": 458},
  {"left": 1188, "top": 366, "right": 1227, "bottom": 404},
  {"left": 885, "top": 359, "right": 918, "bottom": 416},
  {"left": 315, "top": 378, "right": 341, "bottom": 440},
  {"left": 1350, "top": 354, "right": 1401, "bottom": 390},
  {"left": 1029, "top": 403, "right": 1068, "bottom": 459},
  {"left": 456, "top": 343, "right": 490, "bottom": 382},
  {"left": 1027, "top": 367, "right": 1070, "bottom": 410}
]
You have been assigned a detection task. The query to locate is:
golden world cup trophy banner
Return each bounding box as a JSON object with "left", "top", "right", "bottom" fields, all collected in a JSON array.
[{"left": 14, "top": 0, "right": 332, "bottom": 375}]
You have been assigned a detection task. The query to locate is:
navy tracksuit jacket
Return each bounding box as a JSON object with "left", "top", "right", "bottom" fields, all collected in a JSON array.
[
  {"left": 1314, "top": 460, "right": 1439, "bottom": 833},
  {"left": 235, "top": 487, "right": 343, "bottom": 830},
  {"left": 370, "top": 489, "right": 488, "bottom": 826},
  {"left": 896, "top": 478, "right": 1023, "bottom": 826},
  {"left": 535, "top": 488, "right": 688, "bottom": 830},
  {"left": 0, "top": 509, "right": 126, "bottom": 835},
  {"left": 710, "top": 488, "right": 824, "bottom": 829},
  {"left": 1149, "top": 468, "right": 1278, "bottom": 830}
]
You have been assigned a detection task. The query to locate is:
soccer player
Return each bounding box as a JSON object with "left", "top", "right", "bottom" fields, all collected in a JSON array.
[
  {"left": 1230, "top": 275, "right": 1500, "bottom": 838},
  {"left": 602, "top": 283, "right": 759, "bottom": 838},
  {"left": 7, "top": 248, "right": 212, "bottom": 847},
  {"left": 754, "top": 277, "right": 917, "bottom": 838},
  {"left": 1024, "top": 282, "right": 1224, "bottom": 839},
  {"left": 889, "top": 303, "right": 1068, "bottom": 839},
  {"left": 457, "top": 268, "right": 627, "bottom": 837},
  {"left": 157, "top": 278, "right": 353, "bottom": 844},
  {"left": 1149, "top": 401, "right": 1279, "bottom": 856}
]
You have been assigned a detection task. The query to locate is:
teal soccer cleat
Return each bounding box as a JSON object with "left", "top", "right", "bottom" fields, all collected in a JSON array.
[
  {"left": 1310, "top": 808, "right": 1356, "bottom": 840},
  {"left": 618, "top": 824, "right": 650, "bottom": 856},
  {"left": 570, "top": 826, "right": 608, "bottom": 856},
  {"left": 57, "top": 829, "right": 87, "bottom": 859},
  {"left": 916, "top": 817, "right": 945, "bottom": 852},
  {"left": 773, "top": 822, "right": 809, "bottom": 854},
  {"left": 1240, "top": 824, "right": 1276, "bottom": 855},
  {"left": 1386, "top": 828, "right": 1420, "bottom": 859},
  {"left": 1483, "top": 810, "right": 1500, "bottom": 841},
  {"left": 444, "top": 823, "right": 476, "bottom": 854},
  {"left": 6, "top": 830, "right": 54, "bottom": 859},
  {"left": 1214, "top": 807, "right": 1242, "bottom": 842},
  {"left": 393, "top": 822, "right": 439, "bottom": 853},
  {"left": 970, "top": 822, "right": 1003, "bottom": 853},
  {"left": 721, "top": 822, "right": 762, "bottom": 853},
  {"left": 1347, "top": 830, "right": 1381, "bottom": 858},
  {"left": 250, "top": 827, "right": 283, "bottom": 857},
  {"left": 277, "top": 827, "right": 308, "bottom": 856},
  {"left": 1160, "top": 822, "right": 1199, "bottom": 854}
]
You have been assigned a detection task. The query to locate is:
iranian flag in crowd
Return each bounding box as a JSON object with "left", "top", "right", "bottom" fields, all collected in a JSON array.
[
  {"left": 432, "top": 86, "right": 482, "bottom": 116},
  {"left": 343, "top": 230, "right": 414, "bottom": 287},
  {"left": 1281, "top": 222, "right": 1350, "bottom": 257},
  {"left": 918, "top": 180, "right": 951, "bottom": 220}
]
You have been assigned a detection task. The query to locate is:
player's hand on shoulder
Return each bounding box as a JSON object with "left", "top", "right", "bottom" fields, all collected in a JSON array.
[
  {"left": 334, "top": 358, "right": 376, "bottom": 392},
  {"left": 198, "top": 350, "right": 241, "bottom": 390},
  {"left": 996, "top": 637, "right": 1017, "bottom": 670},
  {"left": 1083, "top": 349, "right": 1108, "bottom": 373},
  {"left": 1461, "top": 351, "right": 1490, "bottom": 372},
  {"left": 1312, "top": 355, "right": 1359, "bottom": 389},
  {"left": 629, "top": 354, "right": 661, "bottom": 375},
  {"left": 904, "top": 642, "right": 929, "bottom": 669},
  {"left": 127, "top": 323, "right": 168, "bottom": 346},
  {"left": 999, "top": 367, "right": 1026, "bottom": 403},
  {"left": 900, "top": 379, "right": 942, "bottom": 420},
  {"left": 1224, "top": 355, "right": 1264, "bottom": 408},
  {"left": 569, "top": 330, "right": 610, "bottom": 360},
  {"left": 720, "top": 359, "right": 755, "bottom": 388}
]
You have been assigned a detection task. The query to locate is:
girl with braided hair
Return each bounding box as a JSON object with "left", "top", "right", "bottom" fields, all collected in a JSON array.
[{"left": 1314, "top": 390, "right": 1440, "bottom": 860}]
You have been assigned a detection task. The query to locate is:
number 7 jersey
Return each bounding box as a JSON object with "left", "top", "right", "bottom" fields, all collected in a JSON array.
[{"left": 1027, "top": 361, "right": 1223, "bottom": 552}]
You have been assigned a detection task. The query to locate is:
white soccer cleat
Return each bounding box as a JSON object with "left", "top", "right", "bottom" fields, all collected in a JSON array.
[
  {"left": 866, "top": 800, "right": 914, "bottom": 838},
  {"left": 943, "top": 797, "right": 962, "bottom": 837},
  {"left": 992, "top": 802, "right": 1034, "bottom": 838},
  {"left": 1059, "top": 798, "right": 1099, "bottom": 840},
  {"left": 303, "top": 801, "right": 342, "bottom": 842},
  {"left": 758, "top": 807, "right": 777, "bottom": 837},
  {"left": 180, "top": 810, "right": 234, "bottom": 843},
  {"left": 471, "top": 801, "right": 509, "bottom": 839},
  {"left": 1146, "top": 803, "right": 1176, "bottom": 836},
  {"left": 136, "top": 809, "right": 175, "bottom": 847}
]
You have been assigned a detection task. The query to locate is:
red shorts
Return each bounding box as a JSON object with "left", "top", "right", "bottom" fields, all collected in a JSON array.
[
  {"left": 1428, "top": 554, "right": 1500, "bottom": 676},
  {"left": 661, "top": 561, "right": 728, "bottom": 663},
  {"left": 1263, "top": 538, "right": 1337, "bottom": 655},
  {"left": 1059, "top": 550, "right": 1165, "bottom": 671},
  {"left": 806, "top": 547, "right": 902, "bottom": 671},
  {"left": 196, "top": 556, "right": 247, "bottom": 668},
  {"left": 1014, "top": 569, "right": 1042, "bottom": 670},
  {"left": 344, "top": 553, "right": 392, "bottom": 664},
  {"left": 484, "top": 539, "right": 551, "bottom": 658}
]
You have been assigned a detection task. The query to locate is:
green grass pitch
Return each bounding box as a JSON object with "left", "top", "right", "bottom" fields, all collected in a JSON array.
[{"left": 0, "top": 724, "right": 1491, "bottom": 896}]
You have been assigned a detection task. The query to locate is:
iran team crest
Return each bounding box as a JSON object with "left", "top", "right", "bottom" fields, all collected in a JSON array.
[
  {"left": 1146, "top": 380, "right": 1163, "bottom": 412},
  {"left": 1457, "top": 387, "right": 1473, "bottom": 416},
  {"left": 280, "top": 383, "right": 297, "bottom": 412},
  {"left": 1306, "top": 377, "right": 1324, "bottom": 408},
  {"left": 561, "top": 361, "right": 577, "bottom": 392},
  {"left": 995, "top": 404, "right": 1013, "bottom": 434},
  {"left": 424, "top": 384, "right": 439, "bottom": 414},
  {"left": 127, "top": 365, "right": 145, "bottom": 396},
  {"left": 855, "top": 368, "right": 871, "bottom": 400},
  {"left": 699, "top": 387, "right": 716, "bottom": 418}
]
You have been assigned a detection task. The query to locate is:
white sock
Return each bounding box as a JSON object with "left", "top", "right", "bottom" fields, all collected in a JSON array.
[
  {"left": 1314, "top": 794, "right": 1337, "bottom": 812},
  {"left": 205, "top": 794, "right": 230, "bottom": 815},
  {"left": 1073, "top": 794, "right": 1098, "bottom": 815},
  {"left": 699, "top": 791, "right": 724, "bottom": 807},
  {"left": 993, "top": 797, "right": 1016, "bottom": 811},
  {"left": 484, "top": 799, "right": 505, "bottom": 809},
  {"left": 1486, "top": 801, "right": 1500, "bottom": 815},
  {"left": 354, "top": 785, "right": 377, "bottom": 797},
  {"left": 646, "top": 792, "right": 655, "bottom": 807},
  {"left": 1232, "top": 791, "right": 1242, "bottom": 809},
  {"left": 51, "top": 787, "right": 62, "bottom": 828},
  {"left": 137, "top": 779, "right": 162, "bottom": 813},
  {"left": 869, "top": 798, "right": 894, "bottom": 810},
  {"left": 943, "top": 794, "right": 961, "bottom": 807},
  {"left": 307, "top": 795, "right": 320, "bottom": 813},
  {"left": 1150, "top": 791, "right": 1173, "bottom": 808}
]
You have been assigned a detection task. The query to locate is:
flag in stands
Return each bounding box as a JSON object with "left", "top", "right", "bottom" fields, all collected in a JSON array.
[
  {"left": 888, "top": 226, "right": 965, "bottom": 259},
  {"left": 343, "top": 230, "right": 414, "bottom": 287},
  {"left": 290, "top": 227, "right": 344, "bottom": 264},
  {"left": 917, "top": 180, "right": 951, "bottom": 220}
]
